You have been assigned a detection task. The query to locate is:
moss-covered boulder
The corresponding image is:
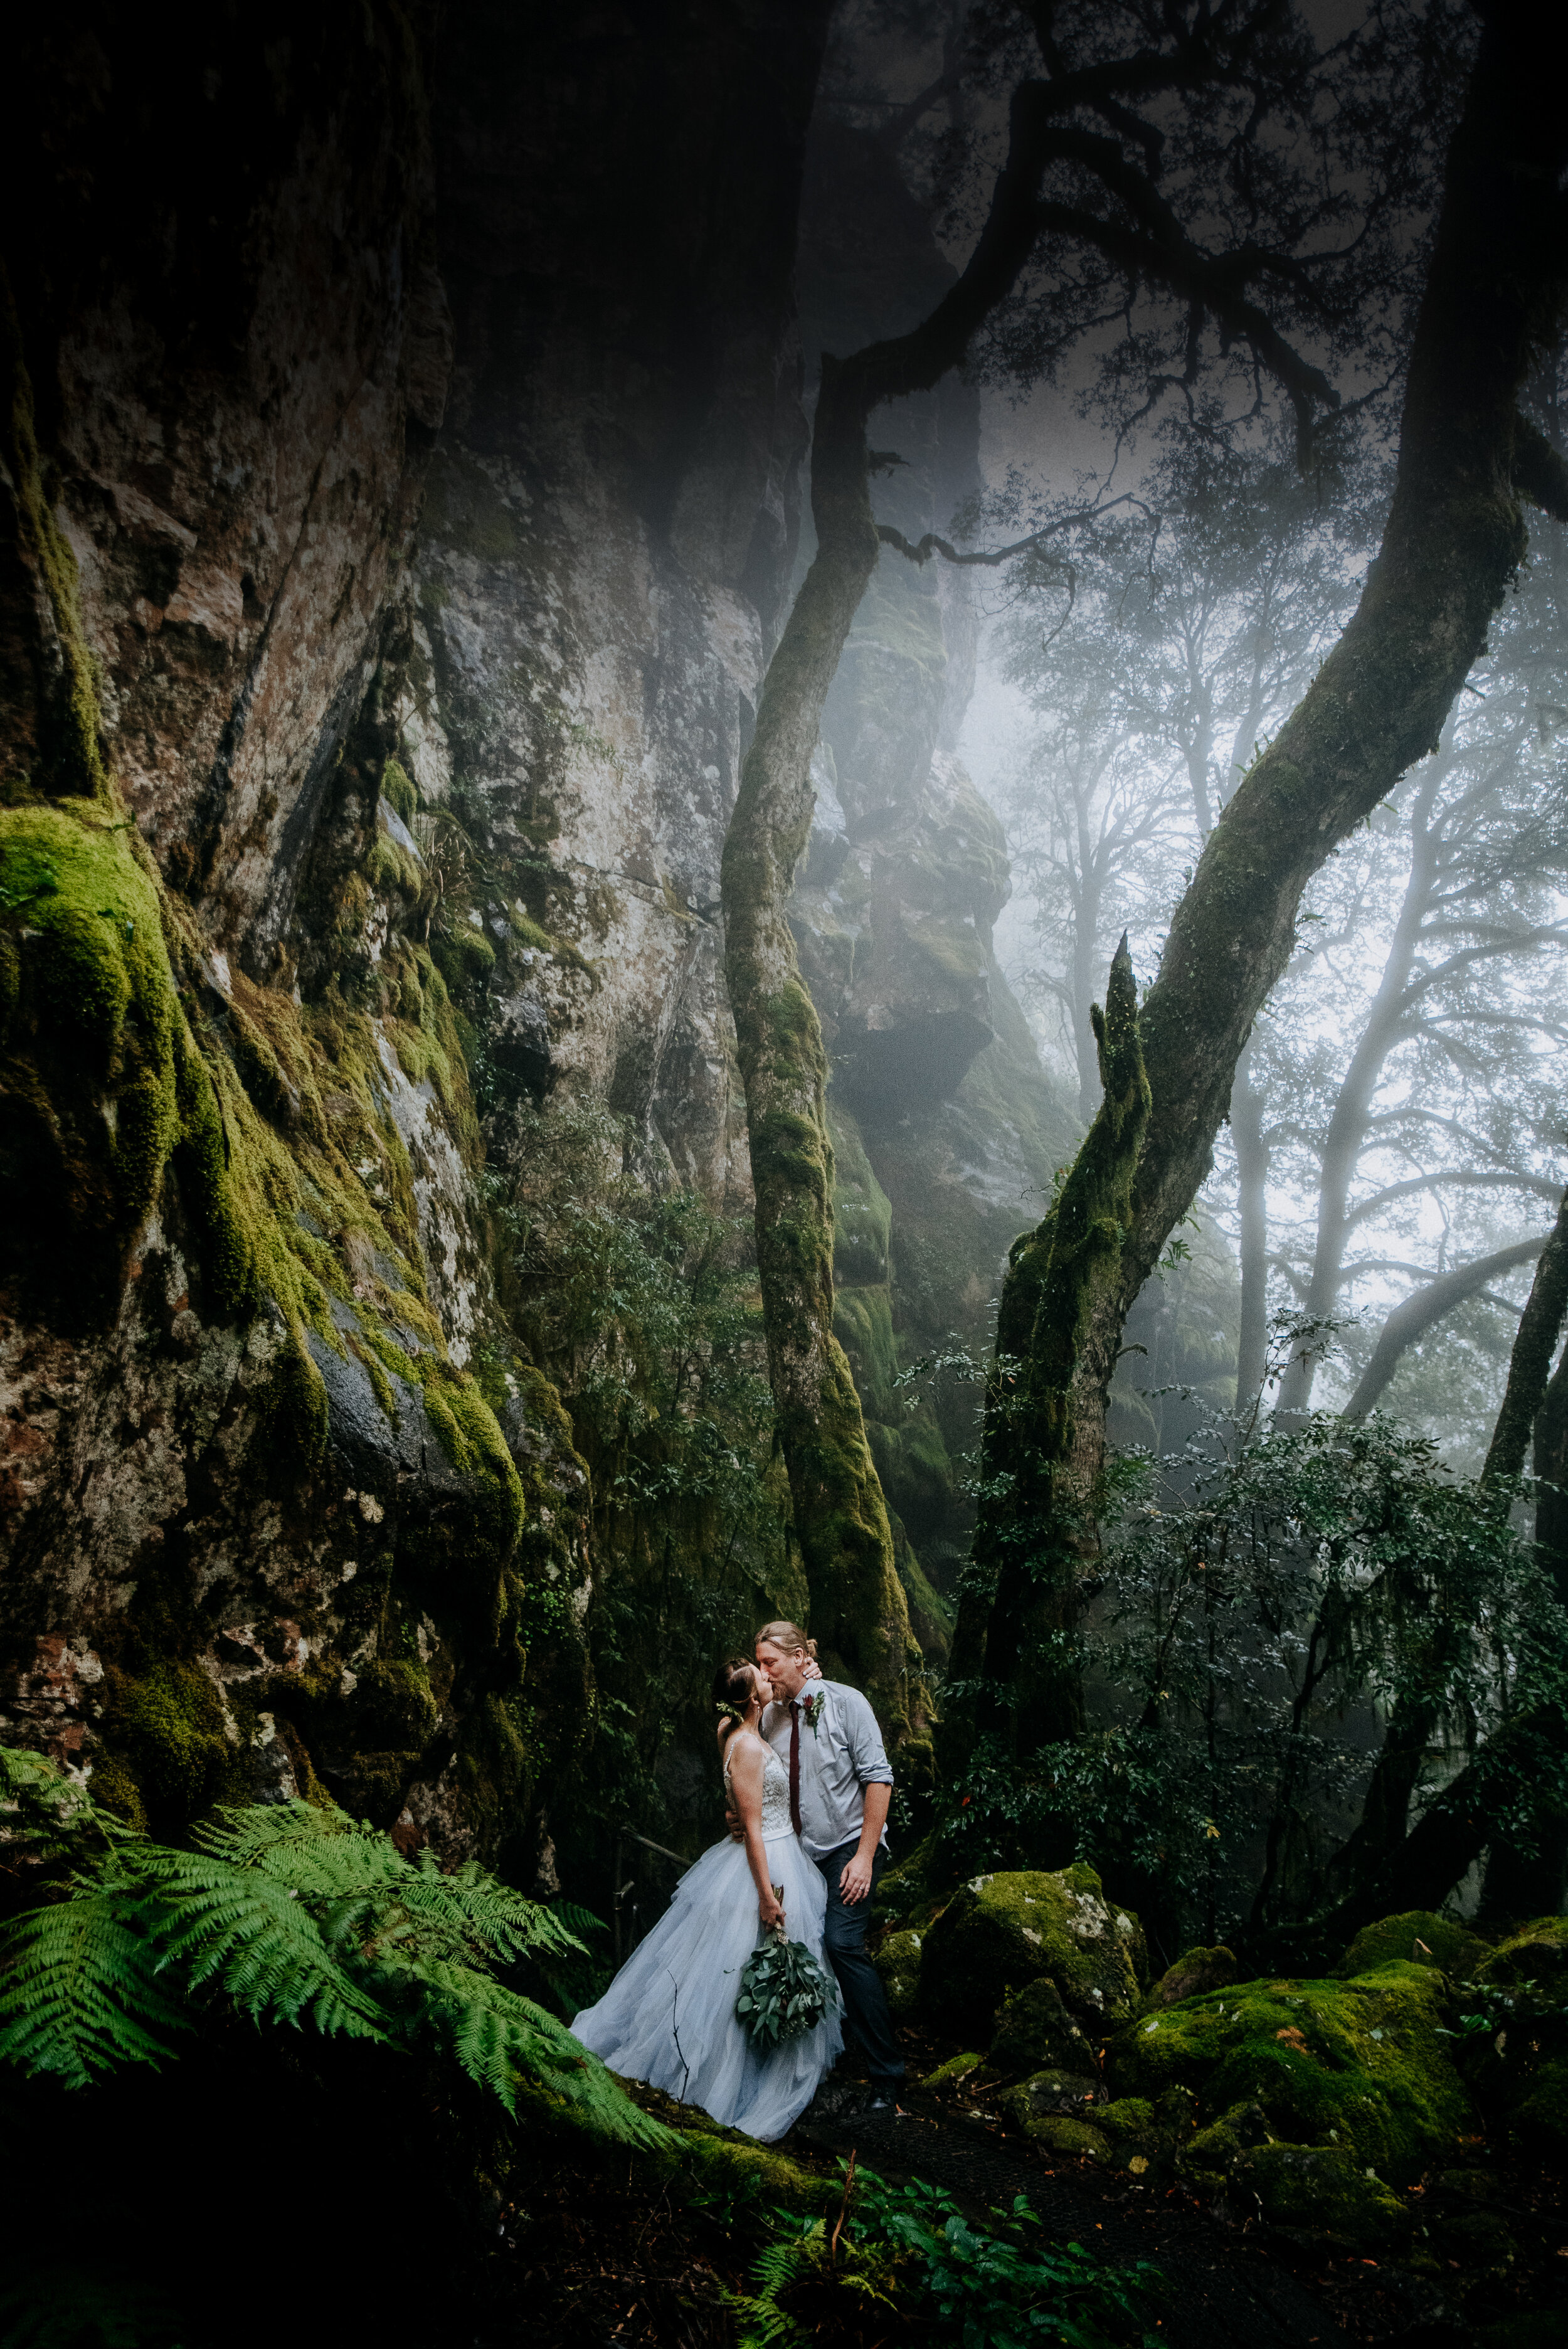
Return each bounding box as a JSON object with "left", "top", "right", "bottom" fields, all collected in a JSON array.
[
  {"left": 1228, "top": 2145, "right": 1414, "bottom": 2253},
  {"left": 919, "top": 1865, "right": 1147, "bottom": 2037},
  {"left": 1106, "top": 1961, "right": 1470, "bottom": 2183},
  {"left": 1459, "top": 1917, "right": 1568, "bottom": 2155},
  {"left": 1145, "top": 1945, "right": 1237, "bottom": 2012},
  {"left": 1181, "top": 2099, "right": 1273, "bottom": 2196},
  {"left": 873, "top": 1927, "right": 926, "bottom": 2020},
  {"left": 1007, "top": 2109, "right": 1111, "bottom": 2162},
  {"left": 1473, "top": 1913, "right": 1568, "bottom": 1993},
  {"left": 990, "top": 1976, "right": 1094, "bottom": 2076},
  {"left": 1336, "top": 1910, "right": 1488, "bottom": 1978},
  {"left": 1002, "top": 2067, "right": 1103, "bottom": 2129},
  {"left": 870, "top": 1833, "right": 943, "bottom": 1930}
]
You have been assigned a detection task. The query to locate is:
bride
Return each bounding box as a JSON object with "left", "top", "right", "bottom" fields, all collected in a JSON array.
[{"left": 571, "top": 1658, "right": 842, "bottom": 2140}]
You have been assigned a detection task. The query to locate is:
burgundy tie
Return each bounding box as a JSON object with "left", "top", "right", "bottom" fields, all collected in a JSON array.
[{"left": 788, "top": 1701, "right": 803, "bottom": 1835}]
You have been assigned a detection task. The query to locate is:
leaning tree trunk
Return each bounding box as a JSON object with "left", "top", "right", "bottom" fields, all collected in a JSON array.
[
  {"left": 949, "top": 939, "right": 1149, "bottom": 1759},
  {"left": 965, "top": 0, "right": 1568, "bottom": 1712},
  {"left": 1229, "top": 1040, "right": 1269, "bottom": 1414}
]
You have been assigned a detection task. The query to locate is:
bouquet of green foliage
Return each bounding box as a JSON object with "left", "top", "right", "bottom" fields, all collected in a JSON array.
[{"left": 734, "top": 1890, "right": 839, "bottom": 2050}]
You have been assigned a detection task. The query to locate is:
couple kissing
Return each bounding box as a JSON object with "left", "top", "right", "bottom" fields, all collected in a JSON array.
[{"left": 571, "top": 1621, "right": 905, "bottom": 2141}]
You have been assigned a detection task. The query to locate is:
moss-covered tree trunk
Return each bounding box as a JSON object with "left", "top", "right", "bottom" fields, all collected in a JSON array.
[
  {"left": 963, "top": 1, "right": 1568, "bottom": 1719},
  {"left": 721, "top": 85, "right": 1096, "bottom": 1721},
  {"left": 948, "top": 940, "right": 1149, "bottom": 1760},
  {"left": 721, "top": 365, "right": 913, "bottom": 1714}
]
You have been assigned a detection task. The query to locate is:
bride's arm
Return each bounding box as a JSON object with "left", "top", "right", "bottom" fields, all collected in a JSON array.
[{"left": 725, "top": 1740, "right": 785, "bottom": 1929}]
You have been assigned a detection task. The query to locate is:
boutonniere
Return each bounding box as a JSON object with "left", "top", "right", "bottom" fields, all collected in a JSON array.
[{"left": 802, "top": 1692, "right": 826, "bottom": 1738}]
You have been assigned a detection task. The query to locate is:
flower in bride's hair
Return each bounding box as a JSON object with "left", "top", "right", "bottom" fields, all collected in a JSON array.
[{"left": 714, "top": 1699, "right": 746, "bottom": 1725}]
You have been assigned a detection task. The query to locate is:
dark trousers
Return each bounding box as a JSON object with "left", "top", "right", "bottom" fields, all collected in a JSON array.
[{"left": 816, "top": 1839, "right": 904, "bottom": 2087}]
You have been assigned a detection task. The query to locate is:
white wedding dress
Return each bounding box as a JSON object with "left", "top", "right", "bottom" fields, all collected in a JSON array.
[{"left": 571, "top": 1740, "right": 842, "bottom": 2141}]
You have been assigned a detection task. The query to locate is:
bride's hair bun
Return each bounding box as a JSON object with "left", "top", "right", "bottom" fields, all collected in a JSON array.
[
  {"left": 756, "top": 1618, "right": 817, "bottom": 1659},
  {"left": 712, "top": 1656, "right": 756, "bottom": 1741}
]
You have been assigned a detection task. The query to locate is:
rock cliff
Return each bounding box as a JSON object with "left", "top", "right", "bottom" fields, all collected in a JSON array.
[{"left": 1, "top": 5, "right": 1071, "bottom": 1880}]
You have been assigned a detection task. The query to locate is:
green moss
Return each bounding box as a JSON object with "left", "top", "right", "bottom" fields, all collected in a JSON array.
[
  {"left": 107, "top": 1658, "right": 235, "bottom": 1820},
  {"left": 368, "top": 832, "right": 423, "bottom": 901},
  {"left": 922, "top": 2050, "right": 985, "bottom": 2089},
  {"left": 828, "top": 1100, "right": 891, "bottom": 1284},
  {"left": 355, "top": 1658, "right": 438, "bottom": 1748},
  {"left": 2, "top": 284, "right": 104, "bottom": 798},
  {"left": 920, "top": 1865, "right": 1147, "bottom": 2037},
  {"left": 1107, "top": 1961, "right": 1470, "bottom": 2182},
  {"left": 872, "top": 1926, "right": 926, "bottom": 2020},
  {"left": 1337, "top": 1911, "right": 1485, "bottom": 1978},
  {"left": 1012, "top": 2113, "right": 1111, "bottom": 2161},
  {"left": 1098, "top": 2097, "right": 1155, "bottom": 2140},
  {"left": 430, "top": 923, "right": 497, "bottom": 996},
  {"left": 1229, "top": 2144, "right": 1413, "bottom": 2252},
  {"left": 381, "top": 756, "right": 418, "bottom": 824},
  {"left": 1471, "top": 1912, "right": 1568, "bottom": 1992},
  {"left": 1145, "top": 1946, "right": 1239, "bottom": 2012},
  {"left": 991, "top": 1976, "right": 1094, "bottom": 2075}
]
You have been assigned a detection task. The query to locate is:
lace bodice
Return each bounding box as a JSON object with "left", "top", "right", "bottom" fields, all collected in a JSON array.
[{"left": 724, "top": 1738, "right": 794, "bottom": 1840}]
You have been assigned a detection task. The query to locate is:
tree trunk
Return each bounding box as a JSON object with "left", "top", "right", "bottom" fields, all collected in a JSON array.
[
  {"left": 972, "top": 3, "right": 1568, "bottom": 1708},
  {"left": 721, "top": 83, "right": 1086, "bottom": 1719},
  {"left": 1481, "top": 1181, "right": 1568, "bottom": 1481},
  {"left": 950, "top": 938, "right": 1150, "bottom": 1758},
  {"left": 1231, "top": 1038, "right": 1269, "bottom": 1414},
  {"left": 1480, "top": 1345, "right": 1568, "bottom": 1915}
]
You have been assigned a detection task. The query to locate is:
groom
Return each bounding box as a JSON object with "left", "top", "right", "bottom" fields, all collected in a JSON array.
[{"left": 752, "top": 1619, "right": 906, "bottom": 2108}]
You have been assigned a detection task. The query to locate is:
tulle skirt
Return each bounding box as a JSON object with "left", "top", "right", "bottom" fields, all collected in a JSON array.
[{"left": 571, "top": 1830, "right": 842, "bottom": 2141}]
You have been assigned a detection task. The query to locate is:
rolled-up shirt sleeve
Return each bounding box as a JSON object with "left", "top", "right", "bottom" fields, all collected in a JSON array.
[{"left": 843, "top": 1687, "right": 894, "bottom": 1786}]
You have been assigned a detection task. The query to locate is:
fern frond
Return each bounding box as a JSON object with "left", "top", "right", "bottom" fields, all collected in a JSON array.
[
  {"left": 376, "top": 1952, "right": 674, "bottom": 2148},
  {"left": 1, "top": 1742, "right": 140, "bottom": 1861},
  {"left": 0, "top": 1888, "right": 190, "bottom": 2089},
  {"left": 722, "top": 2232, "right": 822, "bottom": 2349},
  {"left": 379, "top": 1848, "right": 585, "bottom": 1968},
  {"left": 130, "top": 1847, "right": 389, "bottom": 2042}
]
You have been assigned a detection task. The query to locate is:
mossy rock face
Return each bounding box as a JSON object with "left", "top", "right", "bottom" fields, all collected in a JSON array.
[
  {"left": 1337, "top": 1911, "right": 1487, "bottom": 1978},
  {"left": 991, "top": 1976, "right": 1093, "bottom": 2076},
  {"left": 1145, "top": 1945, "right": 1237, "bottom": 2012},
  {"left": 1228, "top": 2144, "right": 1413, "bottom": 2253},
  {"left": 919, "top": 1865, "right": 1146, "bottom": 2037},
  {"left": 873, "top": 1927, "right": 925, "bottom": 2020},
  {"left": 1106, "top": 1961, "right": 1471, "bottom": 2183}
]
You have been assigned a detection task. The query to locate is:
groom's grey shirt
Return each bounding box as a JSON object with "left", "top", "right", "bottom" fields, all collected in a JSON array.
[{"left": 762, "top": 1680, "right": 893, "bottom": 1860}]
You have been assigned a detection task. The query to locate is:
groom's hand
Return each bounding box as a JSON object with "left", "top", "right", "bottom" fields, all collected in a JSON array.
[
  {"left": 725, "top": 1803, "right": 744, "bottom": 1842},
  {"left": 838, "top": 1849, "right": 874, "bottom": 1904}
]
